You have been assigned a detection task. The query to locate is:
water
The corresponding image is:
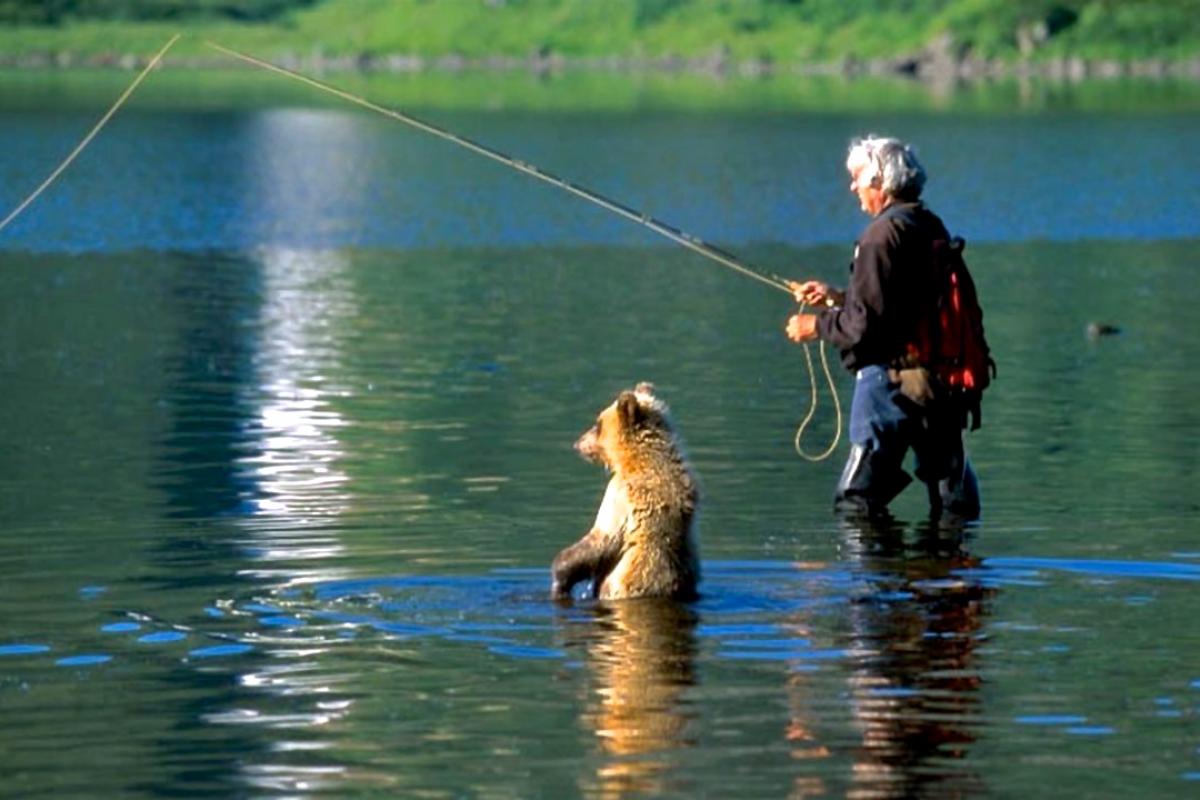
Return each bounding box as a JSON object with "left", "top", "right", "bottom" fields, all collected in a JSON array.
[{"left": 1, "top": 73, "right": 1199, "bottom": 798}]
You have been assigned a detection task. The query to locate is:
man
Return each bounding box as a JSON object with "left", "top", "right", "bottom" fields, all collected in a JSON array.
[{"left": 785, "top": 136, "right": 980, "bottom": 520}]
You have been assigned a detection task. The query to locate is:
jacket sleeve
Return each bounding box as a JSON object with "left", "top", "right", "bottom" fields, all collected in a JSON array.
[{"left": 816, "top": 220, "right": 897, "bottom": 350}]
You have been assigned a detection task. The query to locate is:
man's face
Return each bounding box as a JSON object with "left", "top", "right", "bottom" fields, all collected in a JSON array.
[{"left": 848, "top": 155, "right": 887, "bottom": 216}]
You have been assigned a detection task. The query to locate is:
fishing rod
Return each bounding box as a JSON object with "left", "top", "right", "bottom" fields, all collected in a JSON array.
[
  {"left": 205, "top": 41, "right": 841, "bottom": 460},
  {"left": 205, "top": 42, "right": 795, "bottom": 294}
]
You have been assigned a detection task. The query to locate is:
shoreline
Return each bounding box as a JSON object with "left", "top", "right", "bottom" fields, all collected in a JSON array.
[{"left": 3, "top": 50, "right": 1200, "bottom": 83}]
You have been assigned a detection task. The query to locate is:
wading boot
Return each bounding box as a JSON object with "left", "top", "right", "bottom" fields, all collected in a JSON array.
[
  {"left": 927, "top": 457, "right": 981, "bottom": 524},
  {"left": 833, "top": 443, "right": 913, "bottom": 517}
]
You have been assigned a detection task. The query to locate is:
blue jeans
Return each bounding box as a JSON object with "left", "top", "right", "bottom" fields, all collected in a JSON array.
[{"left": 837, "top": 365, "right": 980, "bottom": 519}]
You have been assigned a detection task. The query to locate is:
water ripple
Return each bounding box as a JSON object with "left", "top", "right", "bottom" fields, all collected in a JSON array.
[{"left": 977, "top": 556, "right": 1200, "bottom": 583}]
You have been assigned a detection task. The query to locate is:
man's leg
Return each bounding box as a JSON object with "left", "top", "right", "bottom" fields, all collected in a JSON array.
[
  {"left": 913, "top": 402, "right": 981, "bottom": 522},
  {"left": 834, "top": 366, "right": 912, "bottom": 516}
]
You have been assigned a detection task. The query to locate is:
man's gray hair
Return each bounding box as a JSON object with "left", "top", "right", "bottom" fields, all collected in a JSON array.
[{"left": 847, "top": 136, "right": 926, "bottom": 199}]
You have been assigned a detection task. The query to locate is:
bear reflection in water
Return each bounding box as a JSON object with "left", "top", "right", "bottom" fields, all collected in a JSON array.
[{"left": 561, "top": 598, "right": 699, "bottom": 798}]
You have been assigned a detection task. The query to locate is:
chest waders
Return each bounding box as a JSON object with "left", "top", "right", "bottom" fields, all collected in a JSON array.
[{"left": 834, "top": 365, "right": 980, "bottom": 521}]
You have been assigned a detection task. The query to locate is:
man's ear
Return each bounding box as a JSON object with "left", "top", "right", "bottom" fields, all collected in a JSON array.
[{"left": 615, "top": 391, "right": 642, "bottom": 427}]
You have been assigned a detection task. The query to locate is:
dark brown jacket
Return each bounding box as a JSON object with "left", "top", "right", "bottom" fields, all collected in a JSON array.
[{"left": 816, "top": 201, "right": 949, "bottom": 371}]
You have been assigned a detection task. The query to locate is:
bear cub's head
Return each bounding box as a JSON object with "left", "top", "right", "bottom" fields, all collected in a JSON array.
[{"left": 574, "top": 382, "right": 676, "bottom": 472}]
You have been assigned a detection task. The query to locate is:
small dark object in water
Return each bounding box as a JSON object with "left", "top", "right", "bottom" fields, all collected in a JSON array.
[{"left": 1086, "top": 322, "right": 1121, "bottom": 339}]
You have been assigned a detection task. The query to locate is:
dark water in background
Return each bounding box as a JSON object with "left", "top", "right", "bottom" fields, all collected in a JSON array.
[{"left": 1, "top": 75, "right": 1199, "bottom": 798}]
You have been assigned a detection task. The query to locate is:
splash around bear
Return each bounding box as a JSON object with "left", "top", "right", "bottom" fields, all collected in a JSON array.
[{"left": 551, "top": 383, "right": 701, "bottom": 602}]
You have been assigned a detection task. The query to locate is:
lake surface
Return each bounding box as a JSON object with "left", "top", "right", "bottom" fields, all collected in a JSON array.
[{"left": 1, "top": 72, "right": 1199, "bottom": 798}]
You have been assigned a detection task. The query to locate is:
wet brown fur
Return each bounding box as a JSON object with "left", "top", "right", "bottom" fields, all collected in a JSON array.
[{"left": 551, "top": 383, "right": 700, "bottom": 601}]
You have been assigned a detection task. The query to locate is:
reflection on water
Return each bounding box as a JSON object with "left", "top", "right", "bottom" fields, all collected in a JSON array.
[
  {"left": 838, "top": 518, "right": 991, "bottom": 799},
  {"left": 4, "top": 547, "right": 1200, "bottom": 797},
  {"left": 184, "top": 117, "right": 366, "bottom": 792},
  {"left": 562, "top": 600, "right": 699, "bottom": 798},
  {"left": 224, "top": 245, "right": 360, "bottom": 795},
  {"left": 236, "top": 247, "right": 354, "bottom": 572}
]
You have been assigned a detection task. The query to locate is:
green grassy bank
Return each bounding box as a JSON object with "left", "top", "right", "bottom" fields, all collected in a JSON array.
[{"left": 0, "top": 0, "right": 1197, "bottom": 72}]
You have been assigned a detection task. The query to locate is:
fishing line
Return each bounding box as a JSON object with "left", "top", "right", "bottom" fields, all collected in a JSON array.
[
  {"left": 205, "top": 41, "right": 842, "bottom": 460},
  {"left": 792, "top": 323, "right": 842, "bottom": 462},
  {"left": 205, "top": 42, "right": 791, "bottom": 293},
  {"left": 0, "top": 33, "right": 180, "bottom": 236}
]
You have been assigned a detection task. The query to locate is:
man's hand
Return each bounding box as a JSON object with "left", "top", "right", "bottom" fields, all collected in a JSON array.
[
  {"left": 786, "top": 313, "right": 820, "bottom": 343},
  {"left": 786, "top": 280, "right": 844, "bottom": 308}
]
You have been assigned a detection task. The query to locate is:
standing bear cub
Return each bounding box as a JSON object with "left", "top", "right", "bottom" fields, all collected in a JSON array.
[{"left": 552, "top": 382, "right": 701, "bottom": 602}]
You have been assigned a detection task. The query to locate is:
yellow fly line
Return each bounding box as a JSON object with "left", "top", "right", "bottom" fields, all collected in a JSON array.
[{"left": 0, "top": 34, "right": 180, "bottom": 235}]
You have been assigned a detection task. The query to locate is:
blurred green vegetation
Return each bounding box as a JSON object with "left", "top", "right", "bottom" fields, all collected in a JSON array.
[
  {"left": 0, "top": 0, "right": 314, "bottom": 24},
  {"left": 0, "top": 0, "right": 1197, "bottom": 63},
  {"left": 4, "top": 67, "right": 1200, "bottom": 114}
]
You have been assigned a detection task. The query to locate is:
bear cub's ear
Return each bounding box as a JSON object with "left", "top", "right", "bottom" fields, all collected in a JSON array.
[{"left": 615, "top": 391, "right": 643, "bottom": 427}]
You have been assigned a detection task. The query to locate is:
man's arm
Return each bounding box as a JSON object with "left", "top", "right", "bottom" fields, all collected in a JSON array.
[{"left": 815, "top": 223, "right": 897, "bottom": 350}]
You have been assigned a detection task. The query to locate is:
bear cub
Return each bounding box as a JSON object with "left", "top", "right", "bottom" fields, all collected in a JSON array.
[{"left": 551, "top": 382, "right": 700, "bottom": 602}]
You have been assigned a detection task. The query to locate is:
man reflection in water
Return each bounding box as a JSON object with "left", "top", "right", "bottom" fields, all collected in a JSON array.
[
  {"left": 785, "top": 136, "right": 980, "bottom": 520},
  {"left": 562, "top": 600, "right": 698, "bottom": 798},
  {"left": 839, "top": 515, "right": 992, "bottom": 798}
]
